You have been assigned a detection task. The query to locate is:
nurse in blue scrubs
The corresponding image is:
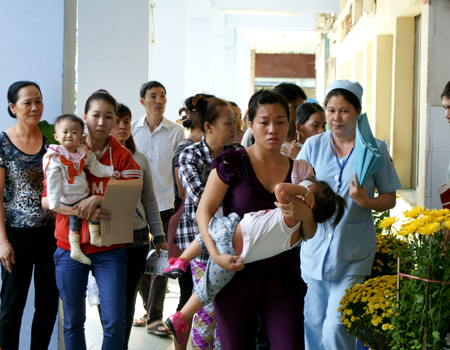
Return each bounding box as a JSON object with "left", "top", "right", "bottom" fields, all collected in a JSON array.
[{"left": 297, "top": 80, "right": 401, "bottom": 350}]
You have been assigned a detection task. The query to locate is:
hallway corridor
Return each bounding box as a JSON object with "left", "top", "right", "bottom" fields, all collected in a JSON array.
[{"left": 85, "top": 278, "right": 192, "bottom": 350}]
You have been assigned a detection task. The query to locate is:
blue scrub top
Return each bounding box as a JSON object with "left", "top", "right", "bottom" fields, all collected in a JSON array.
[{"left": 297, "top": 131, "right": 401, "bottom": 280}]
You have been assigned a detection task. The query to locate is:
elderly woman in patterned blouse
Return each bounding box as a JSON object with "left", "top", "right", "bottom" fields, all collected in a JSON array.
[{"left": 0, "top": 81, "right": 58, "bottom": 350}]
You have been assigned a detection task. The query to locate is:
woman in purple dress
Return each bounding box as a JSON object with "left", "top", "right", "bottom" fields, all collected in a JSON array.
[{"left": 196, "top": 89, "right": 316, "bottom": 349}]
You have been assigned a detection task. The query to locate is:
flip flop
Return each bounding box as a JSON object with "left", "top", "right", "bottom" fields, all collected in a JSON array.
[
  {"left": 146, "top": 321, "right": 172, "bottom": 336},
  {"left": 132, "top": 315, "right": 147, "bottom": 327}
]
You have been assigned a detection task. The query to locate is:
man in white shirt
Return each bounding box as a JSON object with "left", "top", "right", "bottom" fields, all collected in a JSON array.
[{"left": 131, "top": 81, "right": 184, "bottom": 335}]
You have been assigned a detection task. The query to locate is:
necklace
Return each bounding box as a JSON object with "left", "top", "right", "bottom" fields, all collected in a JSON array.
[{"left": 331, "top": 133, "right": 354, "bottom": 194}]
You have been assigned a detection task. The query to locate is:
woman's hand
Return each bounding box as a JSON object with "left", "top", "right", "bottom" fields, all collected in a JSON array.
[
  {"left": 275, "top": 191, "right": 313, "bottom": 222},
  {"left": 154, "top": 242, "right": 168, "bottom": 257},
  {"left": 0, "top": 240, "right": 15, "bottom": 273},
  {"left": 281, "top": 142, "right": 301, "bottom": 160},
  {"left": 349, "top": 172, "right": 369, "bottom": 208},
  {"left": 275, "top": 191, "right": 317, "bottom": 240},
  {"left": 74, "top": 196, "right": 111, "bottom": 221},
  {"left": 213, "top": 254, "right": 245, "bottom": 272}
]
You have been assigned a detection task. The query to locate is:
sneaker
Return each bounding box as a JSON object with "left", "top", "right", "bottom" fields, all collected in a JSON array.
[
  {"left": 165, "top": 312, "right": 189, "bottom": 344},
  {"left": 162, "top": 257, "right": 188, "bottom": 279}
]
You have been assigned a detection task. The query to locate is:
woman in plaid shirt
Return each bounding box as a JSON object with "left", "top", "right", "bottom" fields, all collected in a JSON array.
[{"left": 175, "top": 95, "right": 242, "bottom": 349}]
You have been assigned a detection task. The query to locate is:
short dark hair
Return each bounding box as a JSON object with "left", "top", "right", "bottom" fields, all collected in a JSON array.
[
  {"left": 54, "top": 114, "right": 84, "bottom": 131},
  {"left": 84, "top": 89, "right": 117, "bottom": 115},
  {"left": 247, "top": 89, "right": 289, "bottom": 124},
  {"left": 441, "top": 81, "right": 450, "bottom": 99},
  {"left": 228, "top": 101, "right": 238, "bottom": 108},
  {"left": 7, "top": 81, "right": 42, "bottom": 118},
  {"left": 190, "top": 94, "right": 229, "bottom": 133},
  {"left": 296, "top": 102, "right": 325, "bottom": 125},
  {"left": 324, "top": 89, "right": 361, "bottom": 111},
  {"left": 140, "top": 81, "right": 166, "bottom": 99},
  {"left": 273, "top": 83, "right": 307, "bottom": 103},
  {"left": 116, "top": 103, "right": 137, "bottom": 153}
]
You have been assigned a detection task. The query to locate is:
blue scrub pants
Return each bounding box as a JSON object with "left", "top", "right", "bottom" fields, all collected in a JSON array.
[
  {"left": 54, "top": 247, "right": 127, "bottom": 350},
  {"left": 303, "top": 274, "right": 365, "bottom": 350}
]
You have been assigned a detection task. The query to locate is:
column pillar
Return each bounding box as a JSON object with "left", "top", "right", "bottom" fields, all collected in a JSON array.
[
  {"left": 419, "top": 1, "right": 450, "bottom": 208},
  {"left": 186, "top": 1, "right": 212, "bottom": 99},
  {"left": 363, "top": 42, "right": 373, "bottom": 123},
  {"left": 353, "top": 52, "right": 363, "bottom": 84},
  {"left": 225, "top": 28, "right": 237, "bottom": 102},
  {"left": 151, "top": 0, "right": 188, "bottom": 120},
  {"left": 390, "top": 18, "right": 415, "bottom": 188},
  {"left": 235, "top": 33, "right": 251, "bottom": 113},
  {"left": 373, "top": 35, "right": 393, "bottom": 144},
  {"left": 0, "top": 2, "right": 76, "bottom": 349},
  {"left": 77, "top": 0, "right": 150, "bottom": 121}
]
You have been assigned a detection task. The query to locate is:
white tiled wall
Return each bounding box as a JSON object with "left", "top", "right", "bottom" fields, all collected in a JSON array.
[{"left": 425, "top": 105, "right": 450, "bottom": 209}]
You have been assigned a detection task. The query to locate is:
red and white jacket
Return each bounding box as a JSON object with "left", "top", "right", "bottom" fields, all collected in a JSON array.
[
  {"left": 43, "top": 144, "right": 114, "bottom": 210},
  {"left": 43, "top": 136, "right": 141, "bottom": 254}
]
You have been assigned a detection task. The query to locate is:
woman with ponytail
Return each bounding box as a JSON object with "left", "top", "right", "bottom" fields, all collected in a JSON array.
[
  {"left": 42, "top": 90, "right": 141, "bottom": 350},
  {"left": 166, "top": 95, "right": 206, "bottom": 350},
  {"left": 174, "top": 95, "right": 242, "bottom": 349}
]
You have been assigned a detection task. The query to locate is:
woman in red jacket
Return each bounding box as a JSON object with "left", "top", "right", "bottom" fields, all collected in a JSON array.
[{"left": 42, "top": 90, "right": 140, "bottom": 350}]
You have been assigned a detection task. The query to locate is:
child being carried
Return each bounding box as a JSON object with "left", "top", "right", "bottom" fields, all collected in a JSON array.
[
  {"left": 162, "top": 177, "right": 346, "bottom": 344},
  {"left": 43, "top": 114, "right": 120, "bottom": 265}
]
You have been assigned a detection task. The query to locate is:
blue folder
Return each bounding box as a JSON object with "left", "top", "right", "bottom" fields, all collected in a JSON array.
[{"left": 354, "top": 113, "right": 385, "bottom": 187}]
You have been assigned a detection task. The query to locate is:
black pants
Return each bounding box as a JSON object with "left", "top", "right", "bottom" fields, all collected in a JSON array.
[
  {"left": 0, "top": 228, "right": 58, "bottom": 350},
  {"left": 123, "top": 243, "right": 149, "bottom": 350},
  {"left": 139, "top": 209, "right": 172, "bottom": 325},
  {"left": 176, "top": 263, "right": 193, "bottom": 312}
]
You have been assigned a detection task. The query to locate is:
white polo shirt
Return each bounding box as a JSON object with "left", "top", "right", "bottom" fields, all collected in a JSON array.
[{"left": 131, "top": 116, "right": 184, "bottom": 212}]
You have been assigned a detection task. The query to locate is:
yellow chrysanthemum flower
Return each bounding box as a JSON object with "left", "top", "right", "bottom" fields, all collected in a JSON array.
[
  {"left": 378, "top": 216, "right": 398, "bottom": 229},
  {"left": 417, "top": 222, "right": 440, "bottom": 236},
  {"left": 444, "top": 220, "right": 450, "bottom": 231},
  {"left": 404, "top": 206, "right": 424, "bottom": 219}
]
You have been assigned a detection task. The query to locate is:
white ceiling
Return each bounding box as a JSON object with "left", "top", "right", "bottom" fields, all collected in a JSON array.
[
  {"left": 209, "top": 0, "right": 340, "bottom": 54},
  {"left": 239, "top": 29, "right": 321, "bottom": 53}
]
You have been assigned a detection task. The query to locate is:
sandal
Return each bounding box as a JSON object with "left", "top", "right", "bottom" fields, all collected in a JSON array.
[
  {"left": 146, "top": 321, "right": 172, "bottom": 336},
  {"left": 132, "top": 315, "right": 147, "bottom": 327},
  {"left": 165, "top": 312, "right": 189, "bottom": 344},
  {"left": 162, "top": 257, "right": 188, "bottom": 279}
]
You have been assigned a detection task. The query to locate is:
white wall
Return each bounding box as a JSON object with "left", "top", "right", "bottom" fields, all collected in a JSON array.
[
  {"left": 151, "top": 0, "right": 188, "bottom": 121},
  {"left": 425, "top": 106, "right": 450, "bottom": 209},
  {"left": 0, "top": 1, "right": 67, "bottom": 131},
  {"left": 422, "top": 0, "right": 450, "bottom": 209},
  {"left": 235, "top": 33, "right": 252, "bottom": 112},
  {"left": 77, "top": 0, "right": 150, "bottom": 121},
  {"left": 0, "top": 3, "right": 72, "bottom": 348}
]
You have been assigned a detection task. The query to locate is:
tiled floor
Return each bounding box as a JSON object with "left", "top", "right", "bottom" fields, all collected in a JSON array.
[{"left": 85, "top": 278, "right": 192, "bottom": 350}]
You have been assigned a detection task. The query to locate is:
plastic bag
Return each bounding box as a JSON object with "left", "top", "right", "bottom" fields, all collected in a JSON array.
[{"left": 87, "top": 271, "right": 100, "bottom": 307}]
